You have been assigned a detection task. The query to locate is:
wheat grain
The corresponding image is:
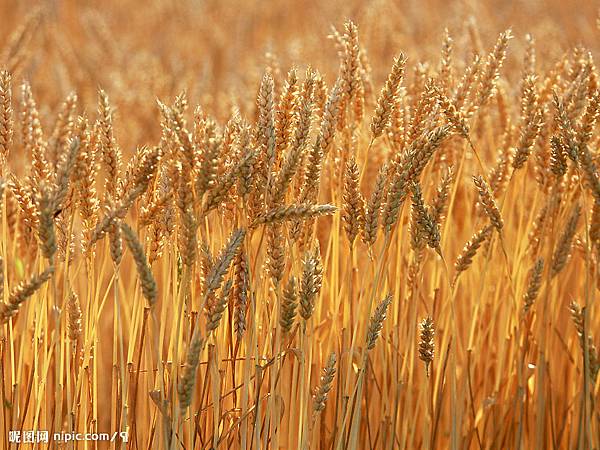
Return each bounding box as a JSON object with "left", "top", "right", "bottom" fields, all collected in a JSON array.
[
  {"left": 569, "top": 301, "right": 600, "bottom": 380},
  {"left": 121, "top": 222, "right": 157, "bottom": 306},
  {"left": 251, "top": 204, "right": 336, "bottom": 228},
  {"left": 551, "top": 203, "right": 581, "bottom": 278},
  {"left": 178, "top": 331, "right": 204, "bottom": 410},
  {"left": 0, "top": 70, "right": 13, "bottom": 163},
  {"left": 522, "top": 258, "right": 544, "bottom": 315},
  {"left": 313, "top": 352, "right": 336, "bottom": 413},
  {"left": 1, "top": 266, "right": 54, "bottom": 324},
  {"left": 473, "top": 175, "right": 504, "bottom": 231},
  {"left": 342, "top": 157, "right": 364, "bottom": 247},
  {"left": 418, "top": 316, "right": 435, "bottom": 376},
  {"left": 370, "top": 53, "right": 406, "bottom": 139},
  {"left": 366, "top": 293, "right": 392, "bottom": 350}
]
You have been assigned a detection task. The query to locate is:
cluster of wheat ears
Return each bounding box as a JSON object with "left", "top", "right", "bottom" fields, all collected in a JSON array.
[{"left": 1, "top": 2, "right": 600, "bottom": 449}]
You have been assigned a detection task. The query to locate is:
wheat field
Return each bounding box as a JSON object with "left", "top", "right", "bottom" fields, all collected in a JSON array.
[{"left": 0, "top": 0, "right": 599, "bottom": 449}]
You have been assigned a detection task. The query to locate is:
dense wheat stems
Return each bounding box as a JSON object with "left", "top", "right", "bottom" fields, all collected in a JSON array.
[{"left": 1, "top": 8, "right": 599, "bottom": 450}]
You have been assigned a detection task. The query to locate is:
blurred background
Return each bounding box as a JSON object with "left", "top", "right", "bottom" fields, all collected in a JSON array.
[{"left": 0, "top": 0, "right": 598, "bottom": 154}]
